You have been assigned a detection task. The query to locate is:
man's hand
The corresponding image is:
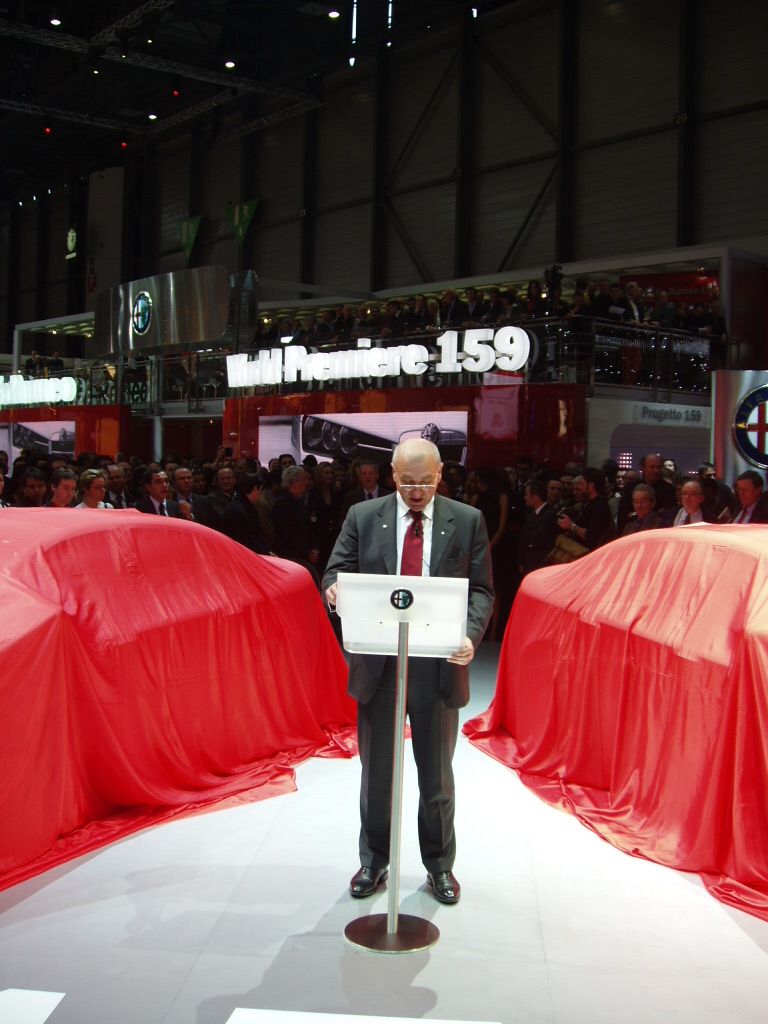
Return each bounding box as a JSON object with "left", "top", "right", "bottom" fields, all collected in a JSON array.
[
  {"left": 325, "top": 582, "right": 338, "bottom": 607},
  {"left": 447, "top": 636, "right": 474, "bottom": 666}
]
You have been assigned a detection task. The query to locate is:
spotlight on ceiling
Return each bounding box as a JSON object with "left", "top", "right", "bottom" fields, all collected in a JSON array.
[
  {"left": 148, "top": 112, "right": 158, "bottom": 121},
  {"left": 50, "top": 15, "right": 62, "bottom": 27},
  {"left": 224, "top": 59, "right": 236, "bottom": 69},
  {"left": 328, "top": 8, "right": 340, "bottom": 17}
]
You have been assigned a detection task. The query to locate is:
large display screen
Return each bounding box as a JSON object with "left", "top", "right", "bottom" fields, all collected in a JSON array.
[
  {"left": 258, "top": 412, "right": 468, "bottom": 466},
  {"left": 0, "top": 421, "right": 76, "bottom": 465}
]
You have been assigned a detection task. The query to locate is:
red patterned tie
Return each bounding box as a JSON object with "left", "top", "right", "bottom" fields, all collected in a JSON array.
[{"left": 400, "top": 511, "right": 424, "bottom": 576}]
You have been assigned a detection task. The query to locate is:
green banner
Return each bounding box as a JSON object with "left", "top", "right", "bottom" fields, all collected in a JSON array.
[
  {"left": 180, "top": 215, "right": 201, "bottom": 260},
  {"left": 228, "top": 199, "right": 259, "bottom": 245}
]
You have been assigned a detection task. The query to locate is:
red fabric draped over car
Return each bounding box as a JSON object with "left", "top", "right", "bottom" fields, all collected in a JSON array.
[
  {"left": 0, "top": 509, "right": 355, "bottom": 891},
  {"left": 465, "top": 524, "right": 768, "bottom": 922}
]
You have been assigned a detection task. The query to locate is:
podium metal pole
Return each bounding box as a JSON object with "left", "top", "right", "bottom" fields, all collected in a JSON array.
[{"left": 344, "top": 621, "right": 440, "bottom": 954}]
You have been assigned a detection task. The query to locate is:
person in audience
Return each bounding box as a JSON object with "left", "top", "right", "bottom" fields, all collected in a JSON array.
[
  {"left": 272, "top": 465, "right": 321, "bottom": 583},
  {"left": 622, "top": 484, "right": 664, "bottom": 535},
  {"left": 647, "top": 290, "right": 676, "bottom": 327},
  {"left": 205, "top": 466, "right": 237, "bottom": 528},
  {"left": 518, "top": 480, "right": 559, "bottom": 574},
  {"left": 312, "top": 462, "right": 345, "bottom": 574},
  {"left": 523, "top": 280, "right": 546, "bottom": 318},
  {"left": 465, "top": 287, "right": 486, "bottom": 322},
  {"left": 441, "top": 289, "right": 469, "bottom": 327},
  {"left": 15, "top": 467, "right": 47, "bottom": 507},
  {"left": 443, "top": 461, "right": 467, "bottom": 501},
  {"left": 697, "top": 462, "right": 733, "bottom": 517},
  {"left": 46, "top": 468, "right": 78, "bottom": 508},
  {"left": 673, "top": 477, "right": 715, "bottom": 525},
  {"left": 75, "top": 470, "right": 114, "bottom": 509},
  {"left": 0, "top": 469, "right": 9, "bottom": 508},
  {"left": 104, "top": 464, "right": 129, "bottom": 509},
  {"left": 617, "top": 454, "right": 676, "bottom": 531},
  {"left": 556, "top": 469, "right": 614, "bottom": 550},
  {"left": 483, "top": 287, "right": 505, "bottom": 324},
  {"left": 342, "top": 461, "right": 392, "bottom": 513},
  {"left": 546, "top": 477, "right": 565, "bottom": 513},
  {"left": 134, "top": 468, "right": 183, "bottom": 517},
  {"left": 170, "top": 466, "right": 202, "bottom": 522},
  {"left": 733, "top": 471, "right": 768, "bottom": 524},
  {"left": 220, "top": 471, "right": 272, "bottom": 554},
  {"left": 623, "top": 282, "right": 645, "bottom": 324}
]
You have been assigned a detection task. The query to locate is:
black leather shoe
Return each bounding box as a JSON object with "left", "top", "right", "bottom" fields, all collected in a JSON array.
[
  {"left": 427, "top": 870, "right": 461, "bottom": 904},
  {"left": 349, "top": 866, "right": 388, "bottom": 898}
]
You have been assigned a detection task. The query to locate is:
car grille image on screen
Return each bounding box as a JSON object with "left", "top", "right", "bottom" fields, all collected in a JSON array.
[{"left": 296, "top": 413, "right": 468, "bottom": 464}]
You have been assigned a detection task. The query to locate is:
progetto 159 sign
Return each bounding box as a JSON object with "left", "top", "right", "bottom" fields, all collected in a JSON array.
[
  {"left": 226, "top": 327, "right": 532, "bottom": 388},
  {"left": 0, "top": 375, "right": 78, "bottom": 406}
]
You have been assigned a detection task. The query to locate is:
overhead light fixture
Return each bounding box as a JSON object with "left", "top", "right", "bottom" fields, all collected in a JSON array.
[
  {"left": 92, "top": 67, "right": 100, "bottom": 75},
  {"left": 146, "top": 37, "right": 153, "bottom": 44},
  {"left": 148, "top": 112, "right": 158, "bottom": 121},
  {"left": 50, "top": 15, "right": 62, "bottom": 27},
  {"left": 349, "top": 56, "right": 355, "bottom": 66},
  {"left": 224, "top": 60, "right": 236, "bottom": 69},
  {"left": 328, "top": 8, "right": 340, "bottom": 17}
]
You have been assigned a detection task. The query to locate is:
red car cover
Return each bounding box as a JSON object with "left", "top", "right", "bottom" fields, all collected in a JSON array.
[
  {"left": 0, "top": 509, "right": 355, "bottom": 890},
  {"left": 465, "top": 524, "right": 768, "bottom": 922}
]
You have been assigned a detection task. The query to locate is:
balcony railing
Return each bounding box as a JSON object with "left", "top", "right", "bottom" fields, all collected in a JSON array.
[{"left": 7, "top": 318, "right": 715, "bottom": 409}]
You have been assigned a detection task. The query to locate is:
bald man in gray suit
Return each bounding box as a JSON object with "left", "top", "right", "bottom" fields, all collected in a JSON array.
[{"left": 323, "top": 438, "right": 493, "bottom": 904}]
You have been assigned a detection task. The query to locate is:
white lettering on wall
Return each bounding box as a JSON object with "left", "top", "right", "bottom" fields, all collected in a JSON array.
[
  {"left": 0, "top": 375, "right": 78, "bottom": 407},
  {"left": 226, "top": 328, "right": 531, "bottom": 389}
]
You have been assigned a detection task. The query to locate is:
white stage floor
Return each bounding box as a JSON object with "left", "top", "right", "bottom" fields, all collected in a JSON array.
[{"left": 1, "top": 643, "right": 767, "bottom": 1024}]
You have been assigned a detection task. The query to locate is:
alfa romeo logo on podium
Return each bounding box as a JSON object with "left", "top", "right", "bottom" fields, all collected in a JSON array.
[
  {"left": 131, "top": 291, "right": 152, "bottom": 335},
  {"left": 733, "top": 385, "right": 768, "bottom": 468},
  {"left": 390, "top": 588, "right": 414, "bottom": 610}
]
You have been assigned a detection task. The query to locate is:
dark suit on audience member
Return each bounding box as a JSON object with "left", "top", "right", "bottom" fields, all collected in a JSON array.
[
  {"left": 204, "top": 489, "right": 235, "bottom": 530},
  {"left": 272, "top": 492, "right": 318, "bottom": 564},
  {"left": 322, "top": 493, "right": 494, "bottom": 874},
  {"left": 518, "top": 502, "right": 559, "bottom": 574},
  {"left": 220, "top": 496, "right": 271, "bottom": 554},
  {"left": 133, "top": 495, "right": 184, "bottom": 518},
  {"left": 341, "top": 485, "right": 393, "bottom": 515}
]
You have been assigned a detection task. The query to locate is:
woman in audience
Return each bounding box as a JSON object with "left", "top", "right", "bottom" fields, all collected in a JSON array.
[{"left": 75, "top": 470, "right": 114, "bottom": 509}]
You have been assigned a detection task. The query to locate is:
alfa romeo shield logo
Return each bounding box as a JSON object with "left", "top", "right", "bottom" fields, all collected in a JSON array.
[
  {"left": 390, "top": 588, "right": 414, "bottom": 610},
  {"left": 131, "top": 291, "right": 152, "bottom": 335},
  {"left": 733, "top": 385, "right": 768, "bottom": 468}
]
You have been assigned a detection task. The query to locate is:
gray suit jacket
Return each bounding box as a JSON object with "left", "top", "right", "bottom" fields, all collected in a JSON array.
[{"left": 322, "top": 493, "right": 494, "bottom": 708}]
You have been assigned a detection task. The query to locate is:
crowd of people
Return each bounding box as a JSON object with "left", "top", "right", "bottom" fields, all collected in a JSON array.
[
  {"left": 2, "top": 442, "right": 761, "bottom": 638},
  {"left": 257, "top": 278, "right": 728, "bottom": 362}
]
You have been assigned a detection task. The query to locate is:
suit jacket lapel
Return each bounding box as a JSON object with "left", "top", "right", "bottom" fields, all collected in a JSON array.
[
  {"left": 378, "top": 494, "right": 398, "bottom": 574},
  {"left": 429, "top": 496, "right": 455, "bottom": 576}
]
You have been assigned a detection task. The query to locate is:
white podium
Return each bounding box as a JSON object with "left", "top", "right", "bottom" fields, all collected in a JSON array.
[{"left": 336, "top": 572, "right": 469, "bottom": 954}]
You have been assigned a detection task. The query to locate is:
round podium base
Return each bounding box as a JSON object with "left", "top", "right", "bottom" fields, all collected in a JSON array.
[{"left": 344, "top": 913, "right": 439, "bottom": 954}]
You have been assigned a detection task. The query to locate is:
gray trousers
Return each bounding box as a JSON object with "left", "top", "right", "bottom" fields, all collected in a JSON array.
[{"left": 356, "top": 659, "right": 459, "bottom": 875}]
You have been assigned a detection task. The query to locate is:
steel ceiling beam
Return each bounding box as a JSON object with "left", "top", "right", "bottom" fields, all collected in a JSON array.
[
  {"left": 0, "top": 18, "right": 311, "bottom": 102},
  {"left": 0, "top": 98, "right": 145, "bottom": 133},
  {"left": 219, "top": 100, "right": 322, "bottom": 142},
  {"left": 89, "top": 0, "right": 179, "bottom": 47}
]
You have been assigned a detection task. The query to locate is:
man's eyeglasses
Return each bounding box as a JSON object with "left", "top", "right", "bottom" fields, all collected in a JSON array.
[{"left": 397, "top": 479, "right": 438, "bottom": 491}]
